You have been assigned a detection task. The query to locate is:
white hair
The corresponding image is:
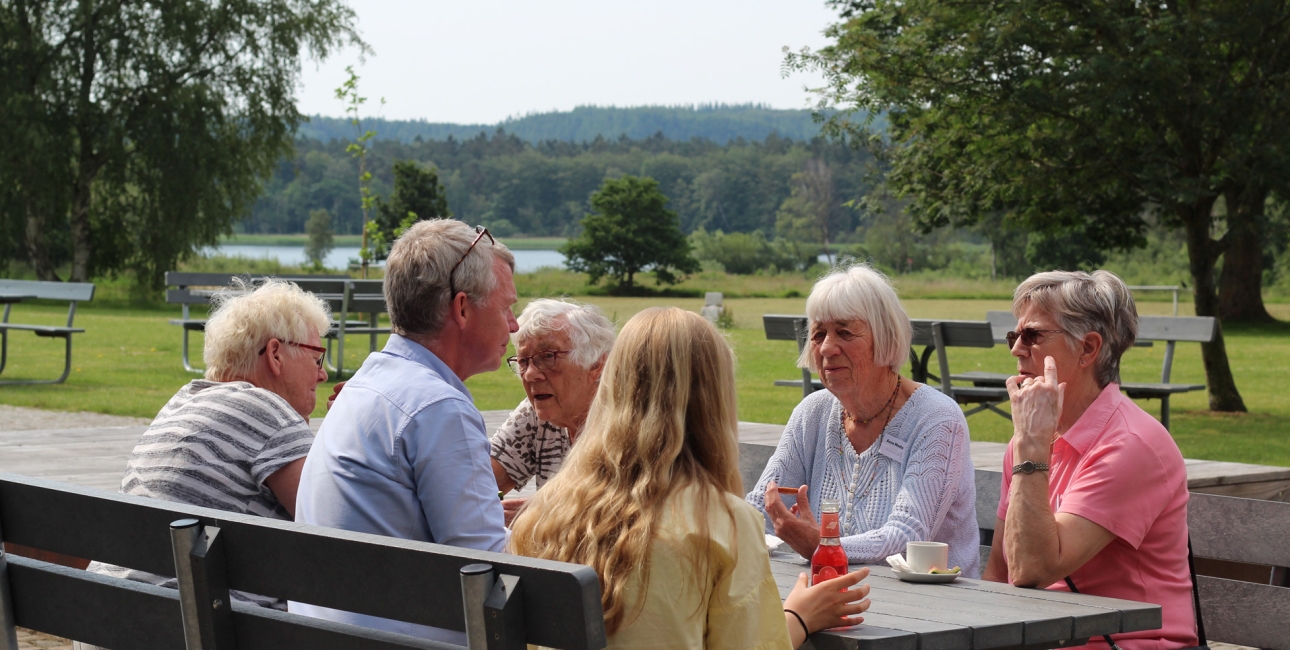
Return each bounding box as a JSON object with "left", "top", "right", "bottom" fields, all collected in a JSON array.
[
  {"left": 513, "top": 298, "right": 615, "bottom": 369},
  {"left": 203, "top": 279, "right": 332, "bottom": 381},
  {"left": 798, "top": 263, "right": 913, "bottom": 373},
  {"left": 1013, "top": 270, "right": 1138, "bottom": 387}
]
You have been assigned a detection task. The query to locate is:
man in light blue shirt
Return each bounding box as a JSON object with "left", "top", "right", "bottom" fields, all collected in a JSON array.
[{"left": 292, "top": 219, "right": 518, "bottom": 641}]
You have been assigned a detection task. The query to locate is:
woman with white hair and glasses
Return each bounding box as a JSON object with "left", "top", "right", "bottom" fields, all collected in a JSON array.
[
  {"left": 491, "top": 298, "right": 615, "bottom": 523},
  {"left": 748, "top": 263, "right": 980, "bottom": 577},
  {"left": 984, "top": 270, "right": 1197, "bottom": 650}
]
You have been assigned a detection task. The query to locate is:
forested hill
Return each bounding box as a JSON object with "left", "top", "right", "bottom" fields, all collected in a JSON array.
[{"left": 297, "top": 104, "right": 829, "bottom": 144}]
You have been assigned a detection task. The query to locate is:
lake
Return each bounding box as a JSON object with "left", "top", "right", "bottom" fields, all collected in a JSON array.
[{"left": 208, "top": 245, "right": 567, "bottom": 274}]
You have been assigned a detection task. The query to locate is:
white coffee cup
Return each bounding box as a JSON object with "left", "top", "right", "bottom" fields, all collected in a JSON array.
[{"left": 906, "top": 541, "right": 949, "bottom": 573}]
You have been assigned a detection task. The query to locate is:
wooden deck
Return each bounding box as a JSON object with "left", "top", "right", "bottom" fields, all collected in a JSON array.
[{"left": 1, "top": 411, "right": 1287, "bottom": 502}]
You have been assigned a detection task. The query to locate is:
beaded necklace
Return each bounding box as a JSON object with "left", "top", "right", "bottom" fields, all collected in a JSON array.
[{"left": 838, "top": 375, "right": 902, "bottom": 531}]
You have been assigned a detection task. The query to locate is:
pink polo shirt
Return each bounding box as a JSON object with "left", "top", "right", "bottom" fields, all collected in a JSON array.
[{"left": 997, "top": 384, "right": 1197, "bottom": 650}]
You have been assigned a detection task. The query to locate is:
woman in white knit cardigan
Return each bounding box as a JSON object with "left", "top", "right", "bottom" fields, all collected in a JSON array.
[{"left": 747, "top": 263, "right": 980, "bottom": 577}]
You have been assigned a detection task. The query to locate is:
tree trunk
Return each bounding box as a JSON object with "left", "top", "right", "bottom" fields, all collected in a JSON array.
[
  {"left": 1218, "top": 186, "right": 1275, "bottom": 323},
  {"left": 68, "top": 0, "right": 99, "bottom": 283},
  {"left": 24, "top": 203, "right": 59, "bottom": 281},
  {"left": 1181, "top": 202, "right": 1247, "bottom": 412}
]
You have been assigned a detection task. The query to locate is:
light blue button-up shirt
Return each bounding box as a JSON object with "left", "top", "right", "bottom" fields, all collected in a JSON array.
[{"left": 291, "top": 334, "right": 506, "bottom": 641}]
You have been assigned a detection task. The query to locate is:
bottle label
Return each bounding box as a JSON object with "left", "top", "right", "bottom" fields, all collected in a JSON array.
[{"left": 820, "top": 511, "right": 839, "bottom": 537}]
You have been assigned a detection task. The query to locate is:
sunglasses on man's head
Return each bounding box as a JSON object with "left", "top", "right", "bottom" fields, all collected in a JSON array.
[
  {"left": 448, "top": 225, "right": 494, "bottom": 299},
  {"left": 258, "top": 340, "right": 328, "bottom": 369},
  {"left": 1005, "top": 328, "right": 1068, "bottom": 348}
]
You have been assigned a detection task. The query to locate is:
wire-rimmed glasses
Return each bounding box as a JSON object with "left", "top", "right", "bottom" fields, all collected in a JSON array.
[{"left": 506, "top": 350, "right": 571, "bottom": 374}]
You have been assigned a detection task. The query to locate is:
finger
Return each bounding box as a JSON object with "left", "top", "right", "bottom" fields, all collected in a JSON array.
[
  {"left": 840, "top": 600, "right": 871, "bottom": 615},
  {"left": 795, "top": 572, "right": 808, "bottom": 591},
  {"left": 838, "top": 615, "right": 864, "bottom": 627},
  {"left": 1044, "top": 355, "right": 1058, "bottom": 385},
  {"left": 795, "top": 494, "right": 815, "bottom": 521},
  {"left": 1005, "top": 374, "right": 1021, "bottom": 399},
  {"left": 1058, "top": 381, "right": 1066, "bottom": 411},
  {"left": 789, "top": 504, "right": 799, "bottom": 516},
  {"left": 818, "top": 568, "right": 866, "bottom": 591},
  {"left": 764, "top": 481, "right": 788, "bottom": 515}
]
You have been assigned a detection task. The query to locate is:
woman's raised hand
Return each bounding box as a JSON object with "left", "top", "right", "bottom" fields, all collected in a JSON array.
[
  {"left": 783, "top": 566, "right": 871, "bottom": 645},
  {"left": 765, "top": 481, "right": 820, "bottom": 558},
  {"left": 1006, "top": 355, "right": 1064, "bottom": 446}
]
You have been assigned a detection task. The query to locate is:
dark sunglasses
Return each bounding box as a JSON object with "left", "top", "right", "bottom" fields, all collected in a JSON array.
[
  {"left": 259, "top": 340, "right": 328, "bottom": 369},
  {"left": 448, "top": 225, "right": 494, "bottom": 299},
  {"left": 507, "top": 350, "right": 571, "bottom": 374},
  {"left": 1005, "top": 328, "right": 1068, "bottom": 348}
]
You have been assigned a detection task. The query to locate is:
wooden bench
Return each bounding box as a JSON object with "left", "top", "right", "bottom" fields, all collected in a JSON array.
[
  {"left": 0, "top": 471, "right": 607, "bottom": 650},
  {"left": 330, "top": 280, "right": 391, "bottom": 379},
  {"left": 0, "top": 280, "right": 95, "bottom": 385},
  {"left": 763, "top": 315, "right": 820, "bottom": 398},
  {"left": 164, "top": 273, "right": 355, "bottom": 374},
  {"left": 910, "top": 319, "right": 1012, "bottom": 421},
  {"left": 974, "top": 469, "right": 1290, "bottom": 649},
  {"left": 976, "top": 312, "right": 1212, "bottom": 430}
]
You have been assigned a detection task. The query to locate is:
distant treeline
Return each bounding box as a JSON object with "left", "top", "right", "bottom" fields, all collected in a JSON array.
[
  {"left": 246, "top": 129, "right": 879, "bottom": 240},
  {"left": 296, "top": 104, "right": 839, "bottom": 145}
]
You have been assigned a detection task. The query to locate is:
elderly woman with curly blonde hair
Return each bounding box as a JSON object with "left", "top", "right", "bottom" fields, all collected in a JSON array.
[{"left": 510, "top": 307, "right": 870, "bottom": 649}]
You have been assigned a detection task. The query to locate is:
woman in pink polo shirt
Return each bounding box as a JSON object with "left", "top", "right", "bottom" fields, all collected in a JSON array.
[{"left": 982, "top": 270, "right": 1198, "bottom": 650}]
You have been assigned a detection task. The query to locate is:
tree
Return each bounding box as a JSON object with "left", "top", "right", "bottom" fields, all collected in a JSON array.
[
  {"left": 0, "top": 0, "right": 363, "bottom": 288},
  {"left": 776, "top": 158, "right": 838, "bottom": 264},
  {"left": 786, "top": 0, "right": 1290, "bottom": 411},
  {"left": 304, "top": 209, "right": 334, "bottom": 270},
  {"left": 562, "top": 176, "right": 699, "bottom": 291},
  {"left": 369, "top": 160, "right": 451, "bottom": 260}
]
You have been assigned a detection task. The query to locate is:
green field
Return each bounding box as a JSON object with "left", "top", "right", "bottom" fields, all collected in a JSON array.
[{"left": 1, "top": 290, "right": 1287, "bottom": 467}]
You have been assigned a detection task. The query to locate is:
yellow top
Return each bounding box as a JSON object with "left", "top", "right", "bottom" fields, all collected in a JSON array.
[{"left": 602, "top": 485, "right": 794, "bottom": 650}]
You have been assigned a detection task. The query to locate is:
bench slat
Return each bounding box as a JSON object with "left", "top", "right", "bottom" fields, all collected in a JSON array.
[
  {"left": 1197, "top": 576, "right": 1290, "bottom": 650},
  {"left": 1137, "top": 316, "right": 1216, "bottom": 343},
  {"left": 0, "top": 280, "right": 94, "bottom": 302},
  {"left": 910, "top": 320, "right": 995, "bottom": 348},
  {"left": 0, "top": 473, "right": 606, "bottom": 650},
  {"left": 1189, "top": 492, "right": 1290, "bottom": 567}
]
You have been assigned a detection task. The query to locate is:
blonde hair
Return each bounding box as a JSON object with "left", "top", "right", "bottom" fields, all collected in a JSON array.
[
  {"left": 203, "top": 279, "right": 332, "bottom": 381},
  {"left": 799, "top": 262, "right": 912, "bottom": 372},
  {"left": 508, "top": 307, "right": 741, "bottom": 635},
  {"left": 1013, "top": 270, "right": 1138, "bottom": 387}
]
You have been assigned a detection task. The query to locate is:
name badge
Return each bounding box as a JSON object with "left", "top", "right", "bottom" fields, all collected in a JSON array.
[{"left": 878, "top": 435, "right": 908, "bottom": 464}]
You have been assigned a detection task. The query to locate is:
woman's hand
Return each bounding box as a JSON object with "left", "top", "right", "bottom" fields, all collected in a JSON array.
[
  {"left": 1006, "top": 356, "right": 1064, "bottom": 457},
  {"left": 501, "top": 497, "right": 527, "bottom": 527},
  {"left": 782, "top": 566, "right": 871, "bottom": 647},
  {"left": 765, "top": 481, "right": 820, "bottom": 558}
]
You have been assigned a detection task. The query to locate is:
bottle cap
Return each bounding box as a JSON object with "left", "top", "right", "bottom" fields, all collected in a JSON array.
[{"left": 820, "top": 499, "right": 839, "bottom": 513}]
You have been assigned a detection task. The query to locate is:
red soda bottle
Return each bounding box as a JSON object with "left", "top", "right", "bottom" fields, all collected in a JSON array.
[{"left": 810, "top": 499, "right": 849, "bottom": 585}]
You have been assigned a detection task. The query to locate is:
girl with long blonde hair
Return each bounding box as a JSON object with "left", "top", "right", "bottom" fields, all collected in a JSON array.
[{"left": 510, "top": 308, "right": 870, "bottom": 648}]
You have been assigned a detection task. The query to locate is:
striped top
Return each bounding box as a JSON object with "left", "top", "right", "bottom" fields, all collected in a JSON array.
[
  {"left": 90, "top": 380, "right": 314, "bottom": 609},
  {"left": 120, "top": 380, "right": 314, "bottom": 518},
  {"left": 489, "top": 398, "right": 570, "bottom": 490}
]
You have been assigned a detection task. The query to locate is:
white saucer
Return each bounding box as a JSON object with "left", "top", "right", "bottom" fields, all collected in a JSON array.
[{"left": 893, "top": 570, "right": 960, "bottom": 584}]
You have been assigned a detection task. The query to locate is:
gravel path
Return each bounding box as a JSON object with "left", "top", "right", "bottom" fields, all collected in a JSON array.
[{"left": 0, "top": 404, "right": 150, "bottom": 431}]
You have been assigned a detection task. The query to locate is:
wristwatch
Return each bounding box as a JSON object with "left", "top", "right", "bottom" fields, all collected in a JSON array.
[{"left": 1012, "top": 460, "right": 1050, "bottom": 475}]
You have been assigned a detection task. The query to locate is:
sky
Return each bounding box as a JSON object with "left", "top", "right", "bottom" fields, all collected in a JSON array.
[{"left": 296, "top": 0, "right": 839, "bottom": 124}]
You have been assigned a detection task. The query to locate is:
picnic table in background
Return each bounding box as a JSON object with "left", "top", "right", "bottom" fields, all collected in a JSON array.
[{"left": 0, "top": 279, "right": 96, "bottom": 385}]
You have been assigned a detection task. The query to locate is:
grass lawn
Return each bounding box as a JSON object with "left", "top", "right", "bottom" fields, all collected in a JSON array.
[{"left": 2, "top": 293, "right": 1287, "bottom": 466}]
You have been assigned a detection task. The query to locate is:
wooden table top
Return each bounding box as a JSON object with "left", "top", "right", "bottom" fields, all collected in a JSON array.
[{"left": 768, "top": 557, "right": 1161, "bottom": 650}]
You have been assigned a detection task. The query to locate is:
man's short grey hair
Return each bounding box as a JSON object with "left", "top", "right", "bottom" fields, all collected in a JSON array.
[
  {"left": 799, "top": 263, "right": 913, "bottom": 373},
  {"left": 203, "top": 279, "right": 332, "bottom": 382},
  {"left": 513, "top": 298, "right": 615, "bottom": 369},
  {"left": 385, "top": 219, "right": 515, "bottom": 338},
  {"left": 1012, "top": 270, "right": 1138, "bottom": 388}
]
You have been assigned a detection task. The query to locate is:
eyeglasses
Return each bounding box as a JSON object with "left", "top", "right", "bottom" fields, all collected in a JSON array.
[
  {"left": 1005, "top": 328, "right": 1068, "bottom": 349},
  {"left": 259, "top": 340, "right": 328, "bottom": 369},
  {"left": 448, "top": 225, "right": 494, "bottom": 299},
  {"left": 507, "top": 350, "right": 571, "bottom": 374}
]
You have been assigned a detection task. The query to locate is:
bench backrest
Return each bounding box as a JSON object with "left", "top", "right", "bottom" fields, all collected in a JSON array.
[
  {"left": 910, "top": 319, "right": 994, "bottom": 348},
  {"left": 985, "top": 311, "right": 1014, "bottom": 343},
  {"left": 0, "top": 280, "right": 95, "bottom": 303},
  {"left": 973, "top": 468, "right": 1290, "bottom": 649},
  {"left": 1137, "top": 316, "right": 1215, "bottom": 343},
  {"left": 0, "top": 472, "right": 606, "bottom": 650},
  {"left": 345, "top": 280, "right": 387, "bottom": 316},
  {"left": 762, "top": 314, "right": 807, "bottom": 346}
]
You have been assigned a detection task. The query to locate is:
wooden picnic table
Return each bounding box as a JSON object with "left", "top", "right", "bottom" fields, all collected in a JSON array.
[{"left": 769, "top": 558, "right": 1162, "bottom": 650}]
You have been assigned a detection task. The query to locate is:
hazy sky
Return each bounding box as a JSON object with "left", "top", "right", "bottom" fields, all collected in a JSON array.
[{"left": 296, "top": 0, "right": 838, "bottom": 124}]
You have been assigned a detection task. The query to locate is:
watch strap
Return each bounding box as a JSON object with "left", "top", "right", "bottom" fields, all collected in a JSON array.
[{"left": 1012, "top": 460, "right": 1050, "bottom": 475}]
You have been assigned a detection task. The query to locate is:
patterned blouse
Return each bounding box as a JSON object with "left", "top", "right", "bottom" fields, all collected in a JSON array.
[{"left": 489, "top": 399, "right": 570, "bottom": 490}]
